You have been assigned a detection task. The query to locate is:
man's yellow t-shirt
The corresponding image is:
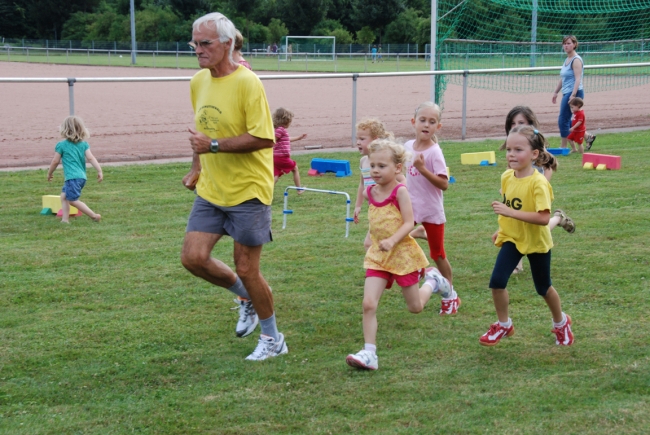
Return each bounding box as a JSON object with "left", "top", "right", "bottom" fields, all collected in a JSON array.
[
  {"left": 495, "top": 169, "right": 554, "bottom": 254},
  {"left": 190, "top": 66, "right": 275, "bottom": 207}
]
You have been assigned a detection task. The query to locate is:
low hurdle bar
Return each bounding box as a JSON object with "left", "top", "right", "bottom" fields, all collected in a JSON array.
[{"left": 282, "top": 186, "right": 353, "bottom": 237}]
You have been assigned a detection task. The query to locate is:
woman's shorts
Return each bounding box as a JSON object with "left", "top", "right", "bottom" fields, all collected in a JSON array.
[{"left": 274, "top": 156, "right": 297, "bottom": 177}]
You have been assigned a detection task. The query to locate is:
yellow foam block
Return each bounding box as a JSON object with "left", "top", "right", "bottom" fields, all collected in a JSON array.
[
  {"left": 461, "top": 151, "right": 496, "bottom": 165},
  {"left": 42, "top": 195, "right": 78, "bottom": 214},
  {"left": 583, "top": 162, "right": 594, "bottom": 170},
  {"left": 446, "top": 166, "right": 451, "bottom": 177},
  {"left": 596, "top": 163, "right": 607, "bottom": 171}
]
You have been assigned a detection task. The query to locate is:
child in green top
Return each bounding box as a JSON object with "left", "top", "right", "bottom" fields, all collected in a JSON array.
[{"left": 47, "top": 116, "right": 103, "bottom": 223}]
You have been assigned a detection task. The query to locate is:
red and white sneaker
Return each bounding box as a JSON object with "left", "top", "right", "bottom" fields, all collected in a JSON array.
[
  {"left": 439, "top": 294, "right": 460, "bottom": 315},
  {"left": 479, "top": 321, "right": 515, "bottom": 346},
  {"left": 552, "top": 314, "right": 574, "bottom": 346}
]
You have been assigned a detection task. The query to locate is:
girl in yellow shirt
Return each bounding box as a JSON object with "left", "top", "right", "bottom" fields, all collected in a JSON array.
[{"left": 480, "top": 126, "right": 574, "bottom": 347}]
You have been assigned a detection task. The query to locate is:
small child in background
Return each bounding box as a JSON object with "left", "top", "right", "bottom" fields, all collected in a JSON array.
[
  {"left": 233, "top": 29, "right": 252, "bottom": 70},
  {"left": 404, "top": 102, "right": 460, "bottom": 315},
  {"left": 353, "top": 118, "right": 404, "bottom": 250},
  {"left": 272, "top": 107, "right": 307, "bottom": 193},
  {"left": 481, "top": 125, "right": 573, "bottom": 347},
  {"left": 346, "top": 139, "right": 451, "bottom": 371},
  {"left": 567, "top": 97, "right": 587, "bottom": 153},
  {"left": 47, "top": 116, "right": 103, "bottom": 223},
  {"left": 500, "top": 106, "right": 575, "bottom": 275}
]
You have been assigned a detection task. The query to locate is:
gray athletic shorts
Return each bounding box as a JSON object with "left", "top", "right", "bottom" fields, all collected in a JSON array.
[{"left": 186, "top": 196, "right": 273, "bottom": 246}]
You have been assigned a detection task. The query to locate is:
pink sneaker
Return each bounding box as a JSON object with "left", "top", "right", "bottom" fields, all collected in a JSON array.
[
  {"left": 439, "top": 295, "right": 460, "bottom": 315},
  {"left": 479, "top": 321, "right": 515, "bottom": 346},
  {"left": 552, "top": 314, "right": 574, "bottom": 346}
]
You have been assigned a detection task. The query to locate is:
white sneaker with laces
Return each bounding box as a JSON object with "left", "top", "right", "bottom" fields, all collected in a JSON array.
[
  {"left": 245, "top": 333, "right": 289, "bottom": 361},
  {"left": 424, "top": 267, "right": 452, "bottom": 299},
  {"left": 346, "top": 349, "right": 378, "bottom": 370},
  {"left": 236, "top": 299, "right": 259, "bottom": 338}
]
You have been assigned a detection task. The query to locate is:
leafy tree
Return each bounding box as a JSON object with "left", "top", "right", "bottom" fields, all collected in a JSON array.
[
  {"left": 168, "top": 0, "right": 212, "bottom": 19},
  {"left": 61, "top": 11, "right": 96, "bottom": 40},
  {"left": 311, "top": 18, "right": 344, "bottom": 35},
  {"left": 267, "top": 17, "right": 288, "bottom": 44},
  {"left": 356, "top": 25, "right": 374, "bottom": 45},
  {"left": 136, "top": 5, "right": 183, "bottom": 41},
  {"left": 329, "top": 27, "right": 353, "bottom": 44},
  {"left": 351, "top": 0, "right": 403, "bottom": 41},
  {"left": 246, "top": 21, "right": 270, "bottom": 43},
  {"left": 323, "top": 0, "right": 354, "bottom": 32},
  {"left": 0, "top": 0, "right": 30, "bottom": 38},
  {"left": 277, "top": 0, "right": 327, "bottom": 35},
  {"left": 384, "top": 8, "right": 424, "bottom": 43}
]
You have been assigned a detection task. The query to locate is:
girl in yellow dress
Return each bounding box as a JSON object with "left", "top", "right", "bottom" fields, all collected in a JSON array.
[{"left": 346, "top": 139, "right": 452, "bottom": 370}]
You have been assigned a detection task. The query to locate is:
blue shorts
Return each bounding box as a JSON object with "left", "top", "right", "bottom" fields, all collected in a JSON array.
[
  {"left": 62, "top": 178, "right": 86, "bottom": 201},
  {"left": 489, "top": 241, "right": 552, "bottom": 296},
  {"left": 186, "top": 196, "right": 272, "bottom": 247}
]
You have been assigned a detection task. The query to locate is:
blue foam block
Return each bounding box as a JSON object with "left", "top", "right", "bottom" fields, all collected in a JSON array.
[
  {"left": 547, "top": 148, "right": 571, "bottom": 156},
  {"left": 311, "top": 158, "right": 352, "bottom": 177}
]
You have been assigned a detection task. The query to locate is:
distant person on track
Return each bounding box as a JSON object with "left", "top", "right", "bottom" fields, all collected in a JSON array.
[
  {"left": 552, "top": 35, "right": 584, "bottom": 150},
  {"left": 181, "top": 12, "right": 288, "bottom": 361}
]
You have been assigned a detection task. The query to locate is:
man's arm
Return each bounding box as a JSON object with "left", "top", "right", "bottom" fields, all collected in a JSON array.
[{"left": 189, "top": 128, "right": 273, "bottom": 154}]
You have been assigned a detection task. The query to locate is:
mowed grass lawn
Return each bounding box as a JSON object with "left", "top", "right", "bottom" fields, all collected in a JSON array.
[{"left": 1, "top": 131, "right": 649, "bottom": 434}]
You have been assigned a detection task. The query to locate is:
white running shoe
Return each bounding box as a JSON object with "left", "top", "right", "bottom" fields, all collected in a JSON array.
[
  {"left": 346, "top": 349, "right": 378, "bottom": 370},
  {"left": 236, "top": 299, "right": 259, "bottom": 338},
  {"left": 245, "top": 333, "right": 289, "bottom": 361},
  {"left": 424, "top": 267, "right": 452, "bottom": 299}
]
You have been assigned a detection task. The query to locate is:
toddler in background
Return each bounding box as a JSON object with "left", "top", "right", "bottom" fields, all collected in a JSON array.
[
  {"left": 47, "top": 116, "right": 103, "bottom": 223},
  {"left": 272, "top": 107, "right": 307, "bottom": 193},
  {"left": 567, "top": 97, "right": 587, "bottom": 153}
]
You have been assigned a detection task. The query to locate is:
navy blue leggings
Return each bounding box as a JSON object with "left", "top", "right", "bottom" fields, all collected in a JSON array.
[{"left": 489, "top": 242, "right": 552, "bottom": 296}]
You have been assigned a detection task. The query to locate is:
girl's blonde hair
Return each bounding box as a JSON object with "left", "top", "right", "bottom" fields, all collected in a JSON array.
[
  {"left": 509, "top": 125, "right": 557, "bottom": 172},
  {"left": 413, "top": 101, "right": 442, "bottom": 143},
  {"left": 356, "top": 118, "right": 394, "bottom": 140},
  {"left": 59, "top": 116, "right": 89, "bottom": 143},
  {"left": 368, "top": 139, "right": 411, "bottom": 166},
  {"left": 273, "top": 107, "right": 293, "bottom": 128}
]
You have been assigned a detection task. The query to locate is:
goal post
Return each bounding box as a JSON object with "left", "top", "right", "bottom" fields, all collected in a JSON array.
[{"left": 281, "top": 36, "right": 336, "bottom": 61}]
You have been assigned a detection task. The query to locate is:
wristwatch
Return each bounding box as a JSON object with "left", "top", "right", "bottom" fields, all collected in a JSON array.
[{"left": 209, "top": 139, "right": 219, "bottom": 153}]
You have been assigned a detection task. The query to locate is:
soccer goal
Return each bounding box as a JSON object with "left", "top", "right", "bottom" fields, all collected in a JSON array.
[{"left": 281, "top": 36, "right": 335, "bottom": 61}]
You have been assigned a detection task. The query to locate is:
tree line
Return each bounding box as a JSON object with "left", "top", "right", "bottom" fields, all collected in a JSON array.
[{"left": 2, "top": 0, "right": 648, "bottom": 46}]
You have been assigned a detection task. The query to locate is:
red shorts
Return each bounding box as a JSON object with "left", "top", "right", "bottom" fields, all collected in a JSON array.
[
  {"left": 366, "top": 268, "right": 421, "bottom": 289},
  {"left": 421, "top": 222, "right": 447, "bottom": 260},
  {"left": 567, "top": 130, "right": 585, "bottom": 144},
  {"left": 274, "top": 156, "right": 297, "bottom": 177}
]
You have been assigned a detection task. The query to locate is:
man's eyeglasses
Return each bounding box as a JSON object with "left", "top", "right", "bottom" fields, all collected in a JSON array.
[{"left": 188, "top": 39, "right": 217, "bottom": 50}]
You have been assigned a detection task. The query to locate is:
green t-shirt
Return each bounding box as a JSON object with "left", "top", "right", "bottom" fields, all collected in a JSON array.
[{"left": 55, "top": 139, "right": 89, "bottom": 181}]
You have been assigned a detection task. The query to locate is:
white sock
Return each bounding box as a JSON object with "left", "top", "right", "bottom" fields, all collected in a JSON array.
[
  {"left": 424, "top": 279, "right": 439, "bottom": 294},
  {"left": 364, "top": 343, "right": 377, "bottom": 354},
  {"left": 553, "top": 313, "right": 567, "bottom": 328},
  {"left": 499, "top": 318, "right": 512, "bottom": 328}
]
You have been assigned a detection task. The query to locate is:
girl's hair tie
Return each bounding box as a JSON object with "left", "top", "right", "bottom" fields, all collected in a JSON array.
[{"left": 533, "top": 129, "right": 539, "bottom": 134}]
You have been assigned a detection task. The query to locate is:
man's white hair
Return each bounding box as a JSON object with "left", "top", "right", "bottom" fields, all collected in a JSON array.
[{"left": 192, "top": 12, "right": 235, "bottom": 61}]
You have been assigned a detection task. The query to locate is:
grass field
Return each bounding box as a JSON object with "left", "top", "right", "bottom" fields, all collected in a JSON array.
[
  {"left": 3, "top": 49, "right": 649, "bottom": 75},
  {"left": 1, "top": 132, "right": 649, "bottom": 434}
]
